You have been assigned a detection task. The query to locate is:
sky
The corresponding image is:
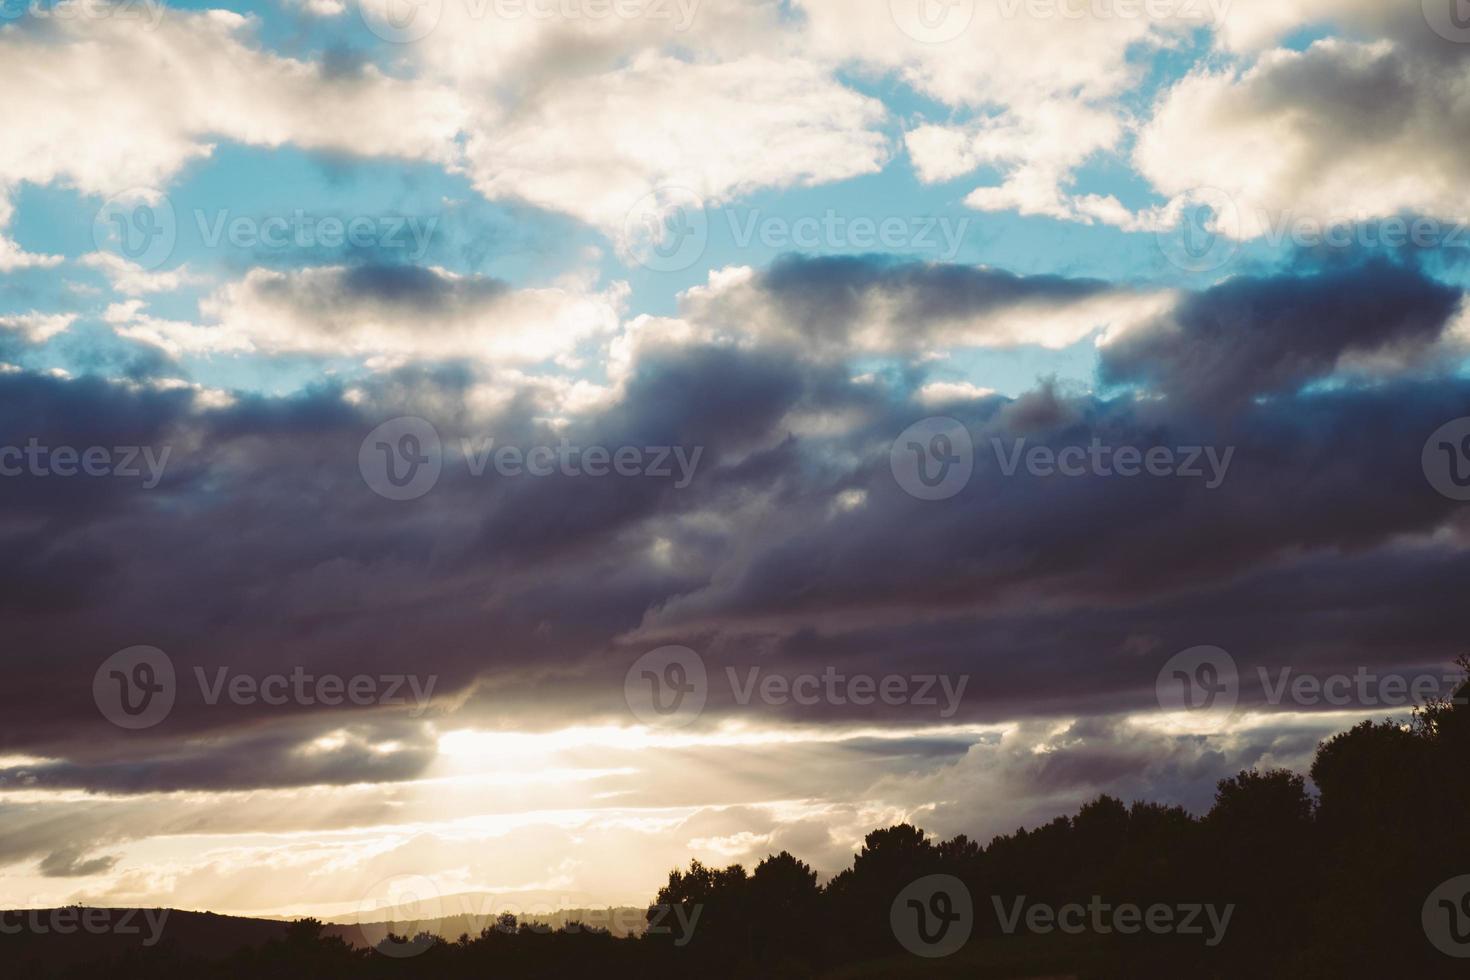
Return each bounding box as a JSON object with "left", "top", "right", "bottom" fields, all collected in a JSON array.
[{"left": 2, "top": 0, "right": 1470, "bottom": 921}]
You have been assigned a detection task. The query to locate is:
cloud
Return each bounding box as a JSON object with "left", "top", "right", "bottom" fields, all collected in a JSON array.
[
  {"left": 1099, "top": 258, "right": 1465, "bottom": 404},
  {"left": 79, "top": 253, "right": 206, "bottom": 297},
  {"left": 114, "top": 264, "right": 627, "bottom": 366},
  {"left": 0, "top": 194, "right": 61, "bottom": 272},
  {"left": 38, "top": 846, "right": 121, "bottom": 879},
  {"left": 1136, "top": 34, "right": 1470, "bottom": 238},
  {"left": 0, "top": 312, "right": 75, "bottom": 345},
  {"left": 460, "top": 53, "right": 889, "bottom": 237},
  {"left": 679, "top": 255, "right": 1176, "bottom": 355},
  {"left": 796, "top": 0, "right": 1202, "bottom": 221},
  {"left": 0, "top": 11, "right": 462, "bottom": 198}
]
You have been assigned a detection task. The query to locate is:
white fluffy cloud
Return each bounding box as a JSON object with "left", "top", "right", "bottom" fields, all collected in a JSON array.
[
  {"left": 1136, "top": 35, "right": 1470, "bottom": 238},
  {"left": 459, "top": 53, "right": 889, "bottom": 236},
  {"left": 0, "top": 11, "right": 462, "bottom": 198},
  {"left": 79, "top": 253, "right": 205, "bottom": 296},
  {"left": 797, "top": 0, "right": 1209, "bottom": 222},
  {"left": 0, "top": 312, "right": 75, "bottom": 344}
]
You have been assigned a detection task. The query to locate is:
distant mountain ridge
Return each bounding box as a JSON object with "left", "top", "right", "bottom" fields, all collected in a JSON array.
[{"left": 0, "top": 900, "right": 648, "bottom": 969}]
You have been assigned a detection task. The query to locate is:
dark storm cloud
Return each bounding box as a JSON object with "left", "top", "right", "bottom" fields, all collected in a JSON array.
[
  {"left": 682, "top": 253, "right": 1155, "bottom": 355},
  {"left": 0, "top": 723, "right": 436, "bottom": 794},
  {"left": 37, "top": 846, "right": 120, "bottom": 878},
  {"left": 756, "top": 253, "right": 1113, "bottom": 332},
  {"left": 1099, "top": 258, "right": 1461, "bottom": 405},
  {"left": 0, "top": 255, "right": 1467, "bottom": 794}
]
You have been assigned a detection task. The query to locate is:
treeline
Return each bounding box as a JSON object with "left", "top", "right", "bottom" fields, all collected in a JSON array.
[{"left": 8, "top": 666, "right": 1470, "bottom": 978}]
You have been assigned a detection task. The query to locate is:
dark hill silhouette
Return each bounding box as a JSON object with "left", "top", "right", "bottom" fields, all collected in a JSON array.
[{"left": 5, "top": 659, "right": 1469, "bottom": 978}]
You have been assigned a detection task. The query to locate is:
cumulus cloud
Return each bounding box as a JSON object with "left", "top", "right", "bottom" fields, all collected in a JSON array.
[
  {"left": 460, "top": 53, "right": 889, "bottom": 237},
  {"left": 797, "top": 0, "right": 1207, "bottom": 222},
  {"left": 79, "top": 253, "right": 206, "bottom": 297},
  {"left": 1137, "top": 25, "right": 1470, "bottom": 238},
  {"left": 114, "top": 264, "right": 627, "bottom": 366},
  {"left": 0, "top": 11, "right": 462, "bottom": 198},
  {"left": 0, "top": 312, "right": 75, "bottom": 345},
  {"left": 1099, "top": 258, "right": 1465, "bottom": 404},
  {"left": 679, "top": 255, "right": 1176, "bottom": 356}
]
